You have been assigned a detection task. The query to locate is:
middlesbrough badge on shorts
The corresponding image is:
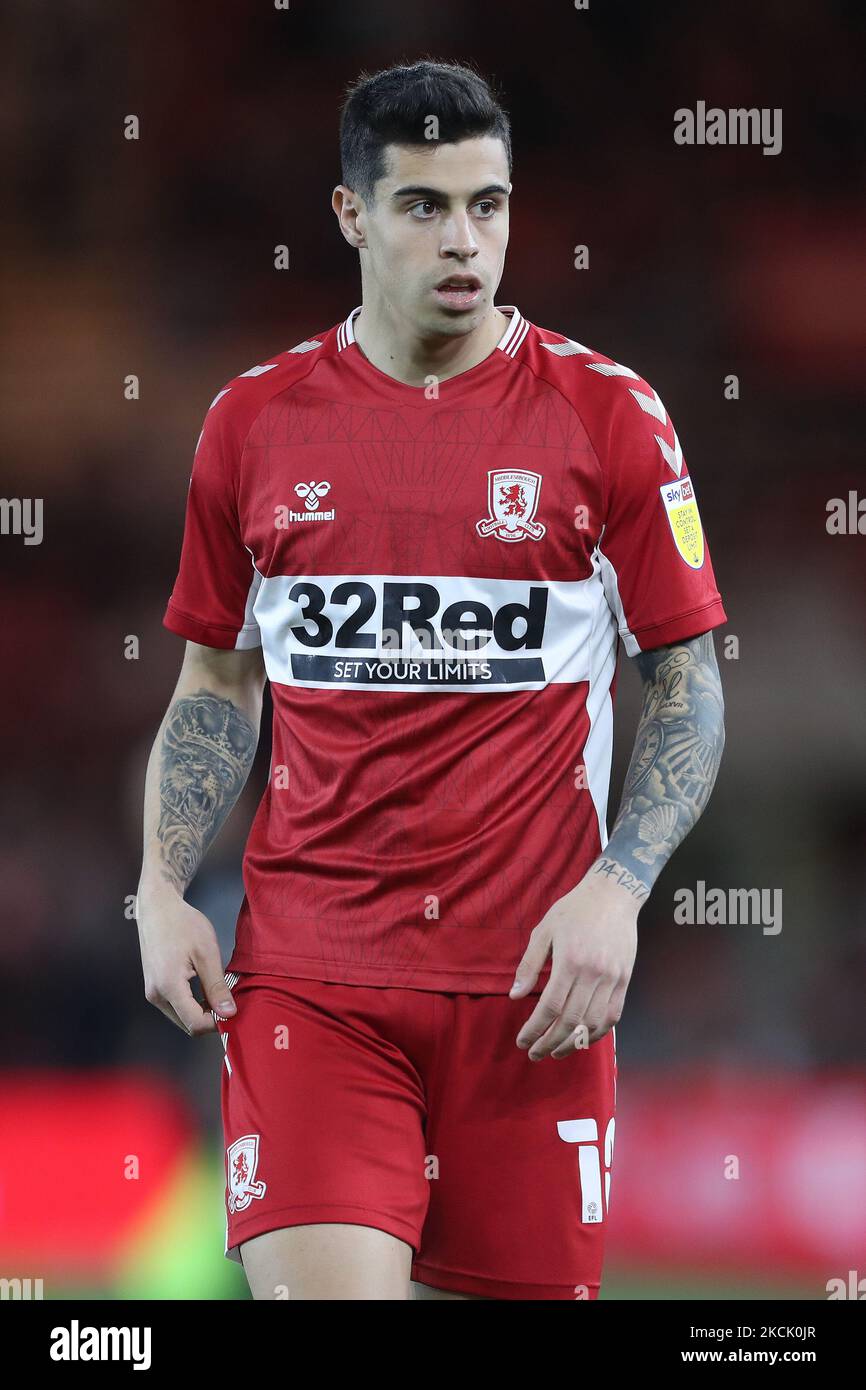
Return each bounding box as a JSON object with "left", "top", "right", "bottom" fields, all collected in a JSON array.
[
  {"left": 476, "top": 469, "right": 546, "bottom": 543},
  {"left": 226, "top": 1134, "right": 267, "bottom": 1213}
]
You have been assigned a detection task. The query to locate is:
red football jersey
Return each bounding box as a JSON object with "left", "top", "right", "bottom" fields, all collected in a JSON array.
[{"left": 163, "top": 304, "right": 727, "bottom": 992}]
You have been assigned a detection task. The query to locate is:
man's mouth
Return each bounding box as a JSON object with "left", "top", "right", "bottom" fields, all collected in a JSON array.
[{"left": 434, "top": 276, "right": 483, "bottom": 309}]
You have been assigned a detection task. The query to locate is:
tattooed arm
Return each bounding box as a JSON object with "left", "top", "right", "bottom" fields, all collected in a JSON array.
[
  {"left": 137, "top": 641, "right": 266, "bottom": 1035},
  {"left": 589, "top": 629, "right": 726, "bottom": 902},
  {"left": 511, "top": 630, "right": 725, "bottom": 1060}
]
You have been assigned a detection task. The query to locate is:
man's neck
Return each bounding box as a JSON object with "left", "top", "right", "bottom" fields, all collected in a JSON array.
[{"left": 352, "top": 301, "right": 508, "bottom": 388}]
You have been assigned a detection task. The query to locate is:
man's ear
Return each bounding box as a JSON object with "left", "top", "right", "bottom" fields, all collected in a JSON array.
[{"left": 332, "top": 184, "right": 366, "bottom": 248}]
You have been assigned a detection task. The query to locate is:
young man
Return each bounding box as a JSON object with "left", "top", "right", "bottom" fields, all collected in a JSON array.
[{"left": 137, "top": 59, "right": 726, "bottom": 1300}]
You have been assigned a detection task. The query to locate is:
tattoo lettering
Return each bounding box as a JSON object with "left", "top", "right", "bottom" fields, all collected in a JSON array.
[
  {"left": 158, "top": 689, "right": 257, "bottom": 893},
  {"left": 591, "top": 857, "right": 651, "bottom": 901}
]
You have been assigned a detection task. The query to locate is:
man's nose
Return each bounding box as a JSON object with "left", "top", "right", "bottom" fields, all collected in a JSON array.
[{"left": 440, "top": 211, "right": 479, "bottom": 257}]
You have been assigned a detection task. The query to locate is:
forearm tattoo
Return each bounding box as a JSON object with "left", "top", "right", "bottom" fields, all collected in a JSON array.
[
  {"left": 157, "top": 689, "right": 257, "bottom": 893},
  {"left": 592, "top": 631, "right": 725, "bottom": 898}
]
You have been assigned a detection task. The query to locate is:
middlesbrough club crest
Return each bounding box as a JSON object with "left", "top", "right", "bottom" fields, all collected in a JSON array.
[
  {"left": 476, "top": 469, "right": 546, "bottom": 543},
  {"left": 226, "top": 1134, "right": 267, "bottom": 1213}
]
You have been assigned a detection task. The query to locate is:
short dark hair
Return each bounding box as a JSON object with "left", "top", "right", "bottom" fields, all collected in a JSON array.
[{"left": 339, "top": 58, "right": 512, "bottom": 204}]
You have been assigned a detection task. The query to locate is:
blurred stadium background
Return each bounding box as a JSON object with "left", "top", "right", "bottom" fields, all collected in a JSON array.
[{"left": 1, "top": 0, "right": 864, "bottom": 1299}]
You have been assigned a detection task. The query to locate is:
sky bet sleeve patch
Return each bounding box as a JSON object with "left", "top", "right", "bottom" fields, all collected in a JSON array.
[{"left": 659, "top": 474, "right": 705, "bottom": 569}]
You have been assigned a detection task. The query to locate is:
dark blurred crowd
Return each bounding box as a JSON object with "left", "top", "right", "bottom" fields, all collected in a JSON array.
[{"left": 2, "top": 0, "right": 864, "bottom": 1114}]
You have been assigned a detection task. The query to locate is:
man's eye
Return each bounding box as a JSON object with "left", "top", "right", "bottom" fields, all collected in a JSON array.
[
  {"left": 410, "top": 201, "right": 438, "bottom": 218},
  {"left": 474, "top": 200, "right": 497, "bottom": 216}
]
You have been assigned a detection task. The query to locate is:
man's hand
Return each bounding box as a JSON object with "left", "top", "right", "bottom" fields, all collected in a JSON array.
[
  {"left": 510, "top": 631, "right": 725, "bottom": 1063},
  {"left": 135, "top": 644, "right": 264, "bottom": 1036},
  {"left": 510, "top": 868, "right": 639, "bottom": 1060},
  {"left": 137, "top": 882, "right": 236, "bottom": 1036}
]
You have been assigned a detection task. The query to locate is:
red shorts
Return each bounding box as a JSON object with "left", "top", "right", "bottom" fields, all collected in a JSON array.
[{"left": 216, "top": 971, "right": 617, "bottom": 1300}]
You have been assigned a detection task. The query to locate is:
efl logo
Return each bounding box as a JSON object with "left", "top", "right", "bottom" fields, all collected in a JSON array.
[{"left": 476, "top": 469, "right": 546, "bottom": 543}]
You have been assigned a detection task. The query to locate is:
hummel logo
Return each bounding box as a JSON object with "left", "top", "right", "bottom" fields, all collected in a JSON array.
[
  {"left": 294, "top": 481, "right": 331, "bottom": 511},
  {"left": 275, "top": 481, "right": 335, "bottom": 528}
]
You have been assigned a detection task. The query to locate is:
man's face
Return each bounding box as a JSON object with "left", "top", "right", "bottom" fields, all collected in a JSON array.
[{"left": 353, "top": 135, "right": 511, "bottom": 336}]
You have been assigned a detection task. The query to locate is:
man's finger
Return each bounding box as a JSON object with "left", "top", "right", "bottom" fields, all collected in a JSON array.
[
  {"left": 509, "top": 929, "right": 551, "bottom": 998},
  {"left": 530, "top": 979, "right": 593, "bottom": 1059},
  {"left": 590, "top": 978, "right": 627, "bottom": 1041},
  {"left": 152, "top": 998, "right": 193, "bottom": 1036},
  {"left": 194, "top": 947, "right": 236, "bottom": 1019},
  {"left": 549, "top": 978, "right": 615, "bottom": 1057},
  {"left": 165, "top": 978, "right": 218, "bottom": 1036},
  {"left": 515, "top": 964, "right": 576, "bottom": 1049},
  {"left": 528, "top": 972, "right": 602, "bottom": 1059}
]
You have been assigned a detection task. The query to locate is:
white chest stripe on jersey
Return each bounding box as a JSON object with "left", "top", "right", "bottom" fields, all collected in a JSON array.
[
  {"left": 250, "top": 570, "right": 619, "bottom": 694},
  {"left": 540, "top": 339, "right": 685, "bottom": 477}
]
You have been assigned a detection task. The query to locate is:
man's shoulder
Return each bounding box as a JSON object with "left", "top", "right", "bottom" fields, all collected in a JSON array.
[
  {"left": 201, "top": 320, "right": 342, "bottom": 443},
  {"left": 525, "top": 320, "right": 654, "bottom": 411},
  {"left": 523, "top": 320, "right": 680, "bottom": 458}
]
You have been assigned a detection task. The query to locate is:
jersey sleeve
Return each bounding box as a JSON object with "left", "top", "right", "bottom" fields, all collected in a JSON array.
[
  {"left": 596, "top": 378, "right": 727, "bottom": 655},
  {"left": 162, "top": 391, "right": 262, "bottom": 650}
]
